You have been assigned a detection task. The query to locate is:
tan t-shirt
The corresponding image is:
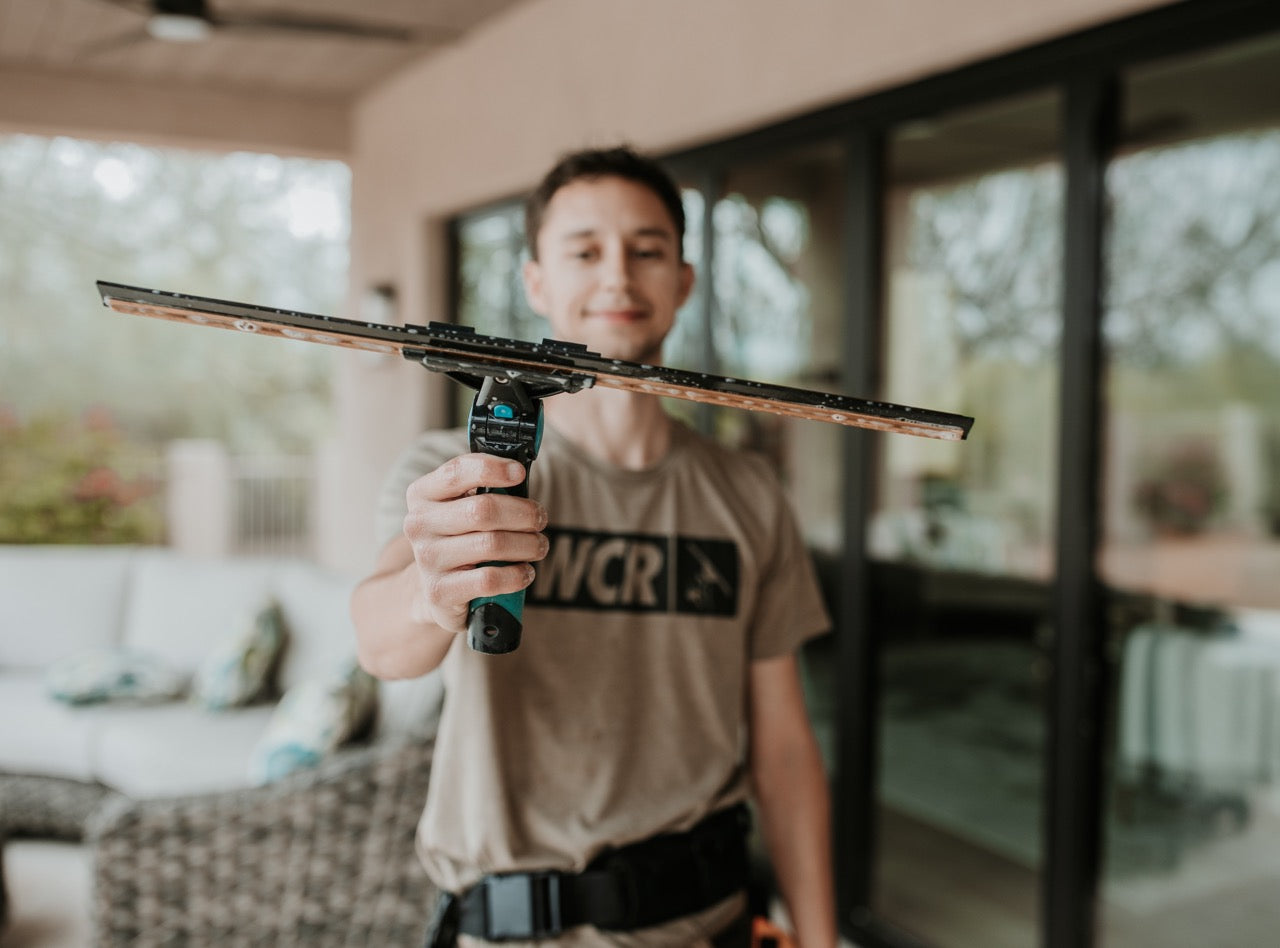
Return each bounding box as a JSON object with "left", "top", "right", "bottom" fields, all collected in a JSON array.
[{"left": 375, "top": 419, "right": 830, "bottom": 946}]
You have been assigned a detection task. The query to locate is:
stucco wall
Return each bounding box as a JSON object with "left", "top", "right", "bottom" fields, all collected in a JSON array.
[
  {"left": 327, "top": 0, "right": 1173, "bottom": 573},
  {"left": 0, "top": 66, "right": 348, "bottom": 158}
]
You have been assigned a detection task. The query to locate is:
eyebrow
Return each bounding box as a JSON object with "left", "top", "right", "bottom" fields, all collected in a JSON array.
[{"left": 560, "top": 226, "right": 675, "bottom": 242}]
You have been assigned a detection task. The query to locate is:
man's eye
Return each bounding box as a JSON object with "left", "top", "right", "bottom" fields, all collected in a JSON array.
[
  {"left": 633, "top": 248, "right": 664, "bottom": 259},
  {"left": 571, "top": 249, "right": 597, "bottom": 261}
]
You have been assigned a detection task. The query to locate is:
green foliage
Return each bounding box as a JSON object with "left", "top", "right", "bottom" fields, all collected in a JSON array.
[
  {"left": 0, "top": 134, "right": 349, "bottom": 455},
  {"left": 0, "top": 408, "right": 163, "bottom": 544},
  {"left": 0, "top": 133, "right": 349, "bottom": 546}
]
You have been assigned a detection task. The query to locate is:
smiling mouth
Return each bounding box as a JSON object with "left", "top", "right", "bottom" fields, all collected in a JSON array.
[{"left": 587, "top": 309, "right": 648, "bottom": 322}]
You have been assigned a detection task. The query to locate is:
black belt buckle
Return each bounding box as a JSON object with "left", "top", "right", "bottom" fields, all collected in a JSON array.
[{"left": 485, "top": 871, "right": 563, "bottom": 940}]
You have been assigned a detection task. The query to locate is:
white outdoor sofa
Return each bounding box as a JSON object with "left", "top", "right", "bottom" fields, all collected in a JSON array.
[{"left": 0, "top": 544, "right": 441, "bottom": 946}]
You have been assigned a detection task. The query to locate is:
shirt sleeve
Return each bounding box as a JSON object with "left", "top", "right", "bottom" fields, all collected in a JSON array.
[
  {"left": 372, "top": 428, "right": 469, "bottom": 551},
  {"left": 747, "top": 468, "right": 833, "bottom": 661}
]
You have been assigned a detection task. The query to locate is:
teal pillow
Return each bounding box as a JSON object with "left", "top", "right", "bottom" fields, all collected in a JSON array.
[
  {"left": 191, "top": 601, "right": 287, "bottom": 710},
  {"left": 247, "top": 661, "right": 378, "bottom": 785},
  {"left": 47, "top": 648, "right": 188, "bottom": 706}
]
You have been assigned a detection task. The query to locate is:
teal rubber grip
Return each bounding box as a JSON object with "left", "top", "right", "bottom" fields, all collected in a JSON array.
[
  {"left": 467, "top": 594, "right": 524, "bottom": 654},
  {"left": 468, "top": 480, "right": 525, "bottom": 653},
  {"left": 466, "top": 378, "right": 541, "bottom": 655}
]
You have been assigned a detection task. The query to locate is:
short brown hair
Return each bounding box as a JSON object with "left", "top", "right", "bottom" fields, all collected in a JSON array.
[{"left": 524, "top": 146, "right": 686, "bottom": 260}]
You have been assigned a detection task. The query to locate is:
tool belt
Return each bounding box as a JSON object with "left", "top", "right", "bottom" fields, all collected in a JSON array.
[{"left": 426, "top": 804, "right": 750, "bottom": 945}]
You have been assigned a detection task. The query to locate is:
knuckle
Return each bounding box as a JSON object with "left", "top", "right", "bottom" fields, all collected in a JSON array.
[
  {"left": 438, "top": 456, "right": 468, "bottom": 491},
  {"left": 421, "top": 573, "right": 446, "bottom": 607},
  {"left": 477, "top": 566, "right": 516, "bottom": 597},
  {"left": 466, "top": 493, "right": 499, "bottom": 527},
  {"left": 475, "top": 531, "right": 502, "bottom": 560},
  {"left": 416, "top": 541, "right": 444, "bottom": 572},
  {"left": 403, "top": 511, "right": 427, "bottom": 539},
  {"left": 404, "top": 476, "right": 423, "bottom": 506}
]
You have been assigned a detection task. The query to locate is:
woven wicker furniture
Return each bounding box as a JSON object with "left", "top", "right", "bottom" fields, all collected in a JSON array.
[
  {"left": 88, "top": 738, "right": 438, "bottom": 947},
  {"left": 0, "top": 773, "right": 120, "bottom": 841}
]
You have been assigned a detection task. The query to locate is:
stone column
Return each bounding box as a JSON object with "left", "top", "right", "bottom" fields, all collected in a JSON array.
[{"left": 165, "top": 439, "right": 232, "bottom": 556}]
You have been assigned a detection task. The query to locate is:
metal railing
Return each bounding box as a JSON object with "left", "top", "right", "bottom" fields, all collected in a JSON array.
[{"left": 230, "top": 454, "right": 315, "bottom": 557}]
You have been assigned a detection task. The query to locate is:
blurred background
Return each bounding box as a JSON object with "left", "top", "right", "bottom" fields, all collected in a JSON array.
[{"left": 2, "top": 1, "right": 1279, "bottom": 947}]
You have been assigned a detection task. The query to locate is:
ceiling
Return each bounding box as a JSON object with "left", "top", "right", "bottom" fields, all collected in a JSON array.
[{"left": 0, "top": 0, "right": 526, "bottom": 102}]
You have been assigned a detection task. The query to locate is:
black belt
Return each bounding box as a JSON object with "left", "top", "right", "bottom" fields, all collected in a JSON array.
[{"left": 427, "top": 804, "right": 750, "bottom": 944}]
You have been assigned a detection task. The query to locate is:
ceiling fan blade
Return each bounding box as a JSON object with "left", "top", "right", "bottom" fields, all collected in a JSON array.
[
  {"left": 76, "top": 27, "right": 154, "bottom": 59},
  {"left": 213, "top": 11, "right": 458, "bottom": 44}
]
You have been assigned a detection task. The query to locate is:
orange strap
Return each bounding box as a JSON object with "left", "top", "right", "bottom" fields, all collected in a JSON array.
[{"left": 751, "top": 917, "right": 797, "bottom": 948}]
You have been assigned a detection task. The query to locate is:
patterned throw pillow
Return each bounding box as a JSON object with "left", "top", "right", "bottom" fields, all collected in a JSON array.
[
  {"left": 46, "top": 648, "right": 188, "bottom": 705},
  {"left": 191, "top": 601, "right": 287, "bottom": 710},
  {"left": 247, "top": 661, "right": 378, "bottom": 785}
]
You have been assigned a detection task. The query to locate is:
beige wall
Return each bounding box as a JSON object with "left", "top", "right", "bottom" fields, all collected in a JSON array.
[
  {"left": 0, "top": 65, "right": 348, "bottom": 158},
  {"left": 328, "top": 0, "right": 1173, "bottom": 573}
]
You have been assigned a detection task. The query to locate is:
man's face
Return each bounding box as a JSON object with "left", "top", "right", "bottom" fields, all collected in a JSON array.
[{"left": 522, "top": 175, "right": 694, "bottom": 364}]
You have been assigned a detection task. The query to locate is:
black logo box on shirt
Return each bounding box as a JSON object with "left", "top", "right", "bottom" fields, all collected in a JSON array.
[{"left": 528, "top": 527, "right": 740, "bottom": 617}]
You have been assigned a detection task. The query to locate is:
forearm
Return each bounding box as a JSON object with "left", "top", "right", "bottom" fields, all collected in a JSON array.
[
  {"left": 747, "top": 652, "right": 838, "bottom": 948},
  {"left": 753, "top": 733, "right": 837, "bottom": 948},
  {"left": 351, "top": 554, "right": 455, "bottom": 680}
]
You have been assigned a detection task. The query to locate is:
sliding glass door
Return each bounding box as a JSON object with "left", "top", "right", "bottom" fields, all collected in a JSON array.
[
  {"left": 871, "top": 89, "right": 1062, "bottom": 948},
  {"left": 1097, "top": 32, "right": 1280, "bottom": 948}
]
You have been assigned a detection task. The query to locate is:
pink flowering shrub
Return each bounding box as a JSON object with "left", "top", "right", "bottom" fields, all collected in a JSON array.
[{"left": 0, "top": 407, "right": 163, "bottom": 544}]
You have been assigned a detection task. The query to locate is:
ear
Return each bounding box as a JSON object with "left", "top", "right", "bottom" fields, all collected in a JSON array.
[
  {"left": 676, "top": 261, "right": 695, "bottom": 309},
  {"left": 522, "top": 258, "right": 549, "bottom": 316}
]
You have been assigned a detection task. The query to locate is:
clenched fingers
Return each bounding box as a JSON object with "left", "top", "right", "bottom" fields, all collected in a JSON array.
[
  {"left": 409, "top": 529, "right": 550, "bottom": 575},
  {"left": 408, "top": 453, "right": 529, "bottom": 504},
  {"left": 415, "top": 563, "right": 537, "bottom": 634},
  {"left": 407, "top": 491, "right": 547, "bottom": 540}
]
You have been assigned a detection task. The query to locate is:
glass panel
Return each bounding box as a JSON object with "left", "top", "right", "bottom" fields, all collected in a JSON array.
[
  {"left": 711, "top": 142, "right": 847, "bottom": 553},
  {"left": 708, "top": 143, "right": 848, "bottom": 779},
  {"left": 661, "top": 186, "right": 710, "bottom": 373},
  {"left": 872, "top": 90, "right": 1062, "bottom": 948},
  {"left": 1098, "top": 32, "right": 1280, "bottom": 948},
  {"left": 650, "top": 185, "right": 712, "bottom": 432},
  {"left": 0, "top": 136, "right": 346, "bottom": 549},
  {"left": 455, "top": 205, "right": 546, "bottom": 341}
]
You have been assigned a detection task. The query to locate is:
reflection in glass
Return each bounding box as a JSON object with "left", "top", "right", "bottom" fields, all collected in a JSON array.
[
  {"left": 872, "top": 90, "right": 1061, "bottom": 948},
  {"left": 455, "top": 206, "right": 546, "bottom": 342},
  {"left": 1098, "top": 33, "right": 1280, "bottom": 948},
  {"left": 874, "top": 165, "right": 1063, "bottom": 579},
  {"left": 689, "top": 146, "right": 849, "bottom": 785},
  {"left": 660, "top": 187, "right": 709, "bottom": 374},
  {"left": 711, "top": 144, "right": 847, "bottom": 553}
]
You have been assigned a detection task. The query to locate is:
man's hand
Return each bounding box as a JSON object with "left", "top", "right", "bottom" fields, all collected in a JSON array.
[{"left": 402, "top": 453, "right": 550, "bottom": 635}]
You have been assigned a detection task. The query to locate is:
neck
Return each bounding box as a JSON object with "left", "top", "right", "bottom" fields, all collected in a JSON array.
[{"left": 543, "top": 385, "right": 673, "bottom": 470}]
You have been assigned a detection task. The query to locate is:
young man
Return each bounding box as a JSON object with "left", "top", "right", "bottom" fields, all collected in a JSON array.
[{"left": 351, "top": 147, "right": 837, "bottom": 948}]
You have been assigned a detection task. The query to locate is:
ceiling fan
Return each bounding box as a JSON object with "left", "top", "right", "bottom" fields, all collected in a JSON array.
[{"left": 85, "top": 0, "right": 457, "bottom": 53}]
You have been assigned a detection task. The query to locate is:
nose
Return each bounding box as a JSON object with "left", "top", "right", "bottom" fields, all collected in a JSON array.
[{"left": 599, "top": 242, "right": 631, "bottom": 290}]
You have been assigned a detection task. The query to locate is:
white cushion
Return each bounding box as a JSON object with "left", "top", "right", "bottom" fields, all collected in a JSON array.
[
  {"left": 119, "top": 552, "right": 277, "bottom": 676},
  {"left": 271, "top": 562, "right": 361, "bottom": 691},
  {"left": 248, "top": 662, "right": 377, "bottom": 785},
  {"left": 46, "top": 647, "right": 189, "bottom": 705},
  {"left": 0, "top": 671, "right": 103, "bottom": 781},
  {"left": 93, "top": 703, "right": 276, "bottom": 798},
  {"left": 0, "top": 545, "right": 136, "bottom": 667},
  {"left": 190, "top": 602, "right": 287, "bottom": 709},
  {"left": 1234, "top": 608, "right": 1280, "bottom": 642},
  {"left": 375, "top": 672, "right": 445, "bottom": 742}
]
